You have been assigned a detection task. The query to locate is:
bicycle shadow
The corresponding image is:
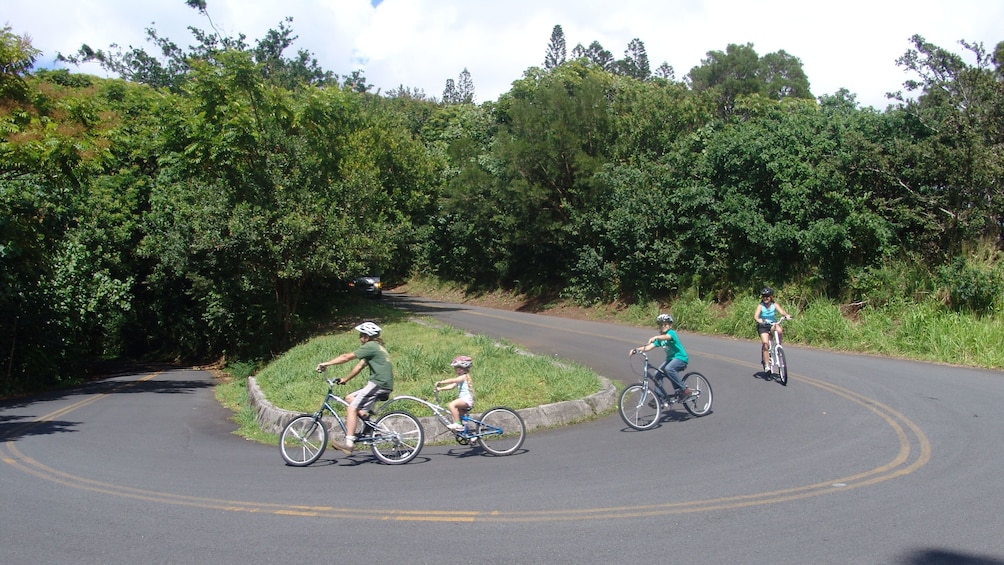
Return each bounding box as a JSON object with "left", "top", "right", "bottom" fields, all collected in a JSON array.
[
  {"left": 327, "top": 452, "right": 433, "bottom": 467},
  {"left": 441, "top": 445, "right": 528, "bottom": 459},
  {"left": 753, "top": 369, "right": 783, "bottom": 384},
  {"left": 619, "top": 407, "right": 711, "bottom": 432}
]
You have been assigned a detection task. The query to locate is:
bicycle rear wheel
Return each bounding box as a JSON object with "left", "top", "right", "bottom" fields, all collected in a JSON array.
[
  {"left": 477, "top": 407, "right": 526, "bottom": 456},
  {"left": 681, "top": 372, "right": 713, "bottom": 417},
  {"left": 370, "top": 411, "right": 424, "bottom": 465},
  {"left": 279, "top": 414, "right": 327, "bottom": 466},
  {"left": 776, "top": 347, "right": 788, "bottom": 386},
  {"left": 618, "top": 384, "right": 661, "bottom": 430}
]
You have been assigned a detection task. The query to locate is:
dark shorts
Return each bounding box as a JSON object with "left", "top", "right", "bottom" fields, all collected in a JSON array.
[{"left": 756, "top": 322, "right": 772, "bottom": 335}]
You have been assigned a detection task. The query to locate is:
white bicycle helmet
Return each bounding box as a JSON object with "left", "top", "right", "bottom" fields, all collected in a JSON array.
[
  {"left": 450, "top": 355, "right": 473, "bottom": 368},
  {"left": 656, "top": 313, "right": 673, "bottom": 325},
  {"left": 354, "top": 321, "right": 382, "bottom": 337}
]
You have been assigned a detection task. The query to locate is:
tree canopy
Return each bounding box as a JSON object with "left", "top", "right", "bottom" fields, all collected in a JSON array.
[{"left": 2, "top": 15, "right": 1002, "bottom": 393}]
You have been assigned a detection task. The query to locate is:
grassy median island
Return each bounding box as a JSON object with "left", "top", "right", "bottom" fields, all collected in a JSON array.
[{"left": 215, "top": 306, "right": 605, "bottom": 443}]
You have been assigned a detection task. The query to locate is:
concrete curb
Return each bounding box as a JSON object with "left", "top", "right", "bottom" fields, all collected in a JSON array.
[{"left": 248, "top": 375, "right": 617, "bottom": 443}]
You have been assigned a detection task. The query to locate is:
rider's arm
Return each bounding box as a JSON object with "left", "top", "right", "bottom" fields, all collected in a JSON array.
[
  {"left": 754, "top": 304, "right": 763, "bottom": 323},
  {"left": 339, "top": 358, "right": 367, "bottom": 383},
  {"left": 776, "top": 304, "right": 792, "bottom": 319},
  {"left": 435, "top": 377, "right": 460, "bottom": 391},
  {"left": 316, "top": 351, "right": 356, "bottom": 373},
  {"left": 631, "top": 341, "right": 658, "bottom": 355}
]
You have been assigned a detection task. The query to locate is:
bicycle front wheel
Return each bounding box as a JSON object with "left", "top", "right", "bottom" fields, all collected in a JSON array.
[
  {"left": 370, "top": 411, "right": 424, "bottom": 465},
  {"left": 619, "top": 384, "right": 661, "bottom": 430},
  {"left": 477, "top": 407, "right": 526, "bottom": 456},
  {"left": 681, "top": 372, "right": 713, "bottom": 417},
  {"left": 279, "top": 414, "right": 327, "bottom": 467},
  {"left": 776, "top": 347, "right": 788, "bottom": 386}
]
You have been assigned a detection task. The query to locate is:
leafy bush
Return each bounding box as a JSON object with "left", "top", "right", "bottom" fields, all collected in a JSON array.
[{"left": 936, "top": 256, "right": 1002, "bottom": 315}]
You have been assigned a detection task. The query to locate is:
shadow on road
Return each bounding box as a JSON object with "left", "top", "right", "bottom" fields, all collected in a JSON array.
[
  {"left": 0, "top": 415, "right": 80, "bottom": 442},
  {"left": 898, "top": 548, "right": 1004, "bottom": 565}
]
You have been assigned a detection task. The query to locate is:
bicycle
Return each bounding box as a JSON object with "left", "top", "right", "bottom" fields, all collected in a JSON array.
[
  {"left": 279, "top": 377, "right": 425, "bottom": 466},
  {"left": 382, "top": 386, "right": 526, "bottom": 456},
  {"left": 764, "top": 317, "right": 790, "bottom": 386},
  {"left": 618, "top": 352, "right": 713, "bottom": 431}
]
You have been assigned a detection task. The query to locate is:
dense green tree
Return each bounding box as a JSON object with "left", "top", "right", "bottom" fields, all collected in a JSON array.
[
  {"left": 442, "top": 78, "right": 458, "bottom": 104},
  {"left": 892, "top": 35, "right": 1004, "bottom": 252},
  {"left": 139, "top": 50, "right": 413, "bottom": 356},
  {"left": 447, "top": 62, "right": 615, "bottom": 290},
  {"left": 608, "top": 75, "right": 708, "bottom": 163},
  {"left": 688, "top": 42, "right": 813, "bottom": 116},
  {"left": 1, "top": 52, "right": 150, "bottom": 389},
  {"left": 443, "top": 69, "right": 475, "bottom": 104},
  {"left": 59, "top": 8, "right": 334, "bottom": 93},
  {"left": 456, "top": 68, "right": 475, "bottom": 104},
  {"left": 616, "top": 38, "right": 650, "bottom": 80},
  {"left": 544, "top": 25, "right": 567, "bottom": 70},
  {"left": 760, "top": 49, "right": 813, "bottom": 100},
  {"left": 654, "top": 62, "right": 675, "bottom": 81},
  {"left": 572, "top": 41, "right": 615, "bottom": 71},
  {"left": 0, "top": 25, "right": 40, "bottom": 100}
]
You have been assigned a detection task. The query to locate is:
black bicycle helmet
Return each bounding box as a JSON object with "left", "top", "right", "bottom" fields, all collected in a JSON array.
[{"left": 760, "top": 287, "right": 774, "bottom": 298}]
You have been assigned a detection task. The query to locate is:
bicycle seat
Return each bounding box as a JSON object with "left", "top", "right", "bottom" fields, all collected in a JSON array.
[{"left": 377, "top": 391, "right": 390, "bottom": 401}]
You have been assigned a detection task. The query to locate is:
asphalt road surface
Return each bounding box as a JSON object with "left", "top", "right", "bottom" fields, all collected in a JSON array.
[{"left": 2, "top": 292, "right": 1002, "bottom": 564}]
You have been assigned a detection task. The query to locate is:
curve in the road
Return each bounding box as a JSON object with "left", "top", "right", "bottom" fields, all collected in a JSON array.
[{"left": 1, "top": 360, "right": 930, "bottom": 523}]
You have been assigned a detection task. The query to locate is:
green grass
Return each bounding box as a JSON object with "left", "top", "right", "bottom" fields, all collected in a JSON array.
[
  {"left": 622, "top": 292, "right": 1004, "bottom": 369},
  {"left": 216, "top": 301, "right": 603, "bottom": 441}
]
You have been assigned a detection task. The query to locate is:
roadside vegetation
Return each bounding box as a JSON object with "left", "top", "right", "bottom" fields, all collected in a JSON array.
[
  {"left": 3, "top": 11, "right": 1002, "bottom": 400},
  {"left": 401, "top": 274, "right": 1004, "bottom": 370}
]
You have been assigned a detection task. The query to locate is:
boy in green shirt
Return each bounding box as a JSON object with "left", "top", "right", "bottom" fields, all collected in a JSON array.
[{"left": 629, "top": 313, "right": 691, "bottom": 400}]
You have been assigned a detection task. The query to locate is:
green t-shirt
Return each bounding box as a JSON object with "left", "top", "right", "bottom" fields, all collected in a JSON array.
[
  {"left": 654, "top": 329, "right": 688, "bottom": 363},
  {"left": 353, "top": 340, "right": 394, "bottom": 390}
]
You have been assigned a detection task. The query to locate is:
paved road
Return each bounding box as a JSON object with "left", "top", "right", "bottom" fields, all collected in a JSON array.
[{"left": 2, "top": 293, "right": 1003, "bottom": 564}]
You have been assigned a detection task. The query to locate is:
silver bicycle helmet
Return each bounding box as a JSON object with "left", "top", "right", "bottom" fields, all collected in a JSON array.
[
  {"left": 450, "top": 355, "right": 473, "bottom": 368},
  {"left": 656, "top": 313, "right": 673, "bottom": 325},
  {"left": 354, "top": 321, "right": 382, "bottom": 337}
]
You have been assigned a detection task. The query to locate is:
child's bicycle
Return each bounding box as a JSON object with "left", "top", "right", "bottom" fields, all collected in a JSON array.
[
  {"left": 383, "top": 385, "right": 526, "bottom": 456},
  {"left": 764, "top": 317, "right": 790, "bottom": 386},
  {"left": 279, "top": 377, "right": 425, "bottom": 466},
  {"left": 618, "top": 351, "right": 713, "bottom": 431}
]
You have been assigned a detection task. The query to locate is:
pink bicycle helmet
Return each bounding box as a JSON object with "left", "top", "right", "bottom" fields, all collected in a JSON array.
[{"left": 450, "top": 355, "right": 473, "bottom": 368}]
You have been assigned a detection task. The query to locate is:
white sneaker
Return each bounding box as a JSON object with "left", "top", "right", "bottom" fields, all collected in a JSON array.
[
  {"left": 332, "top": 438, "right": 353, "bottom": 455},
  {"left": 446, "top": 422, "right": 465, "bottom": 432}
]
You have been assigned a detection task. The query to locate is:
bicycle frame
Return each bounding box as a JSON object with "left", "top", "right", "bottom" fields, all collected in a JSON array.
[
  {"left": 768, "top": 318, "right": 787, "bottom": 369},
  {"left": 309, "top": 379, "right": 397, "bottom": 440},
  {"left": 633, "top": 353, "right": 673, "bottom": 401},
  {"left": 382, "top": 392, "right": 505, "bottom": 443}
]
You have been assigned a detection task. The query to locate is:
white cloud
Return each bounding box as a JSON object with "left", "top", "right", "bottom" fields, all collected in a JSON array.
[{"left": 5, "top": 0, "right": 1002, "bottom": 108}]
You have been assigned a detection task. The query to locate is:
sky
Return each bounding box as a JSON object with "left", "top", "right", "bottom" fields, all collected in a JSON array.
[{"left": 4, "top": 0, "right": 1003, "bottom": 109}]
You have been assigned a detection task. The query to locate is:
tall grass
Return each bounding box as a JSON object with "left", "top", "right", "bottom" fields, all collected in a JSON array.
[{"left": 661, "top": 291, "right": 1004, "bottom": 369}]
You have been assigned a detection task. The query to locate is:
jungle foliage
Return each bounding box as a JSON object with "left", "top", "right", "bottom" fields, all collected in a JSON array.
[{"left": 2, "top": 12, "right": 1002, "bottom": 393}]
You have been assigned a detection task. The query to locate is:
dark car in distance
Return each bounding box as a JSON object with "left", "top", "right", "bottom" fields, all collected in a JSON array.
[{"left": 347, "top": 275, "right": 382, "bottom": 298}]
